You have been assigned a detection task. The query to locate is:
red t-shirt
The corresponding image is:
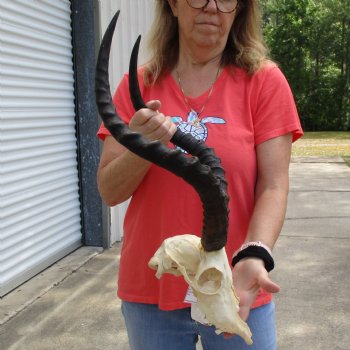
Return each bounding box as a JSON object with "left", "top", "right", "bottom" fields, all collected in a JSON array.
[{"left": 97, "top": 64, "right": 303, "bottom": 310}]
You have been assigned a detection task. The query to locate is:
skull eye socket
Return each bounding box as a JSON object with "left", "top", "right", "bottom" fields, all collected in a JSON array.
[{"left": 197, "top": 268, "right": 222, "bottom": 294}]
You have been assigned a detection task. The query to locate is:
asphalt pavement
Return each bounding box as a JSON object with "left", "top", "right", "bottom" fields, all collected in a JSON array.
[{"left": 1, "top": 157, "right": 349, "bottom": 350}]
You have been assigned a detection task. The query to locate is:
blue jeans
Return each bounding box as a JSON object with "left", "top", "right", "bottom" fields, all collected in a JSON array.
[{"left": 121, "top": 301, "right": 276, "bottom": 350}]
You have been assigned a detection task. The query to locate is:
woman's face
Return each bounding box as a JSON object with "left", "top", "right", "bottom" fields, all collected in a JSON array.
[{"left": 167, "top": 0, "right": 237, "bottom": 55}]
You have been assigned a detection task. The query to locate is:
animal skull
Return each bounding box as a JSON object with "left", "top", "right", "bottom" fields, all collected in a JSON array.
[{"left": 149, "top": 234, "right": 253, "bottom": 345}]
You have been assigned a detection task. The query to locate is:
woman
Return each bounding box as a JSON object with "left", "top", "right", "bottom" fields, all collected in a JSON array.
[{"left": 97, "top": 0, "right": 303, "bottom": 349}]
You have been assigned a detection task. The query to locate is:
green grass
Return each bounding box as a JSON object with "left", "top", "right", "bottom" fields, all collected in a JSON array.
[{"left": 292, "top": 131, "right": 350, "bottom": 166}]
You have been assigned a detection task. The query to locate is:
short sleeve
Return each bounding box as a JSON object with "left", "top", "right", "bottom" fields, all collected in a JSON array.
[
  {"left": 251, "top": 65, "right": 303, "bottom": 145},
  {"left": 96, "top": 73, "right": 135, "bottom": 141}
]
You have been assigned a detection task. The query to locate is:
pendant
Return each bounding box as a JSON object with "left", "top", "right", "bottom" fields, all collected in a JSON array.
[{"left": 188, "top": 110, "right": 201, "bottom": 126}]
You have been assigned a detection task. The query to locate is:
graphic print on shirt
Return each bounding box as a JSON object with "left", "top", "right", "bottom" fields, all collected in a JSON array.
[{"left": 172, "top": 111, "right": 226, "bottom": 153}]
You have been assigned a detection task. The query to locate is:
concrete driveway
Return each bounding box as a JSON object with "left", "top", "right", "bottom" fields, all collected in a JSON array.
[{"left": 1, "top": 157, "right": 349, "bottom": 350}]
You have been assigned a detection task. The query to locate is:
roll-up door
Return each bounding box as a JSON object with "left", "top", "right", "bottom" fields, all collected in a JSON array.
[{"left": 0, "top": 0, "right": 82, "bottom": 296}]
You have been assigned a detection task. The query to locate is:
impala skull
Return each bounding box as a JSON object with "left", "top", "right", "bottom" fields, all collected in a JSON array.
[
  {"left": 95, "top": 11, "right": 252, "bottom": 345},
  {"left": 149, "top": 235, "right": 252, "bottom": 344}
]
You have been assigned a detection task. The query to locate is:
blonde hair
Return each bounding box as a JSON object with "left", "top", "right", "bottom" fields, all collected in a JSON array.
[{"left": 144, "top": 0, "right": 269, "bottom": 85}]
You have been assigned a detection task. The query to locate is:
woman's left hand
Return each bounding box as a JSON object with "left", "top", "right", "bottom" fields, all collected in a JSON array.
[
  {"left": 232, "top": 258, "right": 281, "bottom": 321},
  {"left": 223, "top": 258, "right": 280, "bottom": 339}
]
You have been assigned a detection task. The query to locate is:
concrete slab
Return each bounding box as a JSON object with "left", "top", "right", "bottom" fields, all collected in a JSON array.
[
  {"left": 286, "top": 191, "right": 350, "bottom": 219},
  {"left": 289, "top": 162, "right": 350, "bottom": 179},
  {"left": 0, "top": 247, "right": 102, "bottom": 325},
  {"left": 282, "top": 217, "right": 350, "bottom": 239},
  {"left": 290, "top": 177, "right": 350, "bottom": 192},
  {"left": 289, "top": 158, "right": 350, "bottom": 197},
  {"left": 273, "top": 236, "right": 350, "bottom": 350},
  {"left": 0, "top": 245, "right": 127, "bottom": 350}
]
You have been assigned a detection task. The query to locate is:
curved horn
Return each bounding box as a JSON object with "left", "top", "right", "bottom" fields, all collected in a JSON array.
[
  {"left": 128, "top": 35, "right": 147, "bottom": 110},
  {"left": 95, "top": 11, "right": 229, "bottom": 251}
]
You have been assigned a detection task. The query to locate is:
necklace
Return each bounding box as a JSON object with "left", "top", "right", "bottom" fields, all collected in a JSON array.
[{"left": 176, "top": 66, "right": 221, "bottom": 126}]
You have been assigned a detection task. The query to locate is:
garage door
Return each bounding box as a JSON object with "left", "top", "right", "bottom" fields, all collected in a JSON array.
[{"left": 0, "top": 0, "right": 82, "bottom": 296}]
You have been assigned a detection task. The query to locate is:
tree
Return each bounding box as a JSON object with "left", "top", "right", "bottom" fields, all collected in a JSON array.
[{"left": 261, "top": 0, "right": 350, "bottom": 131}]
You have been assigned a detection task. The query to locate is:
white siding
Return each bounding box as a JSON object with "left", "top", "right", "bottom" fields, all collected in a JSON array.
[
  {"left": 97, "top": 0, "right": 155, "bottom": 242},
  {"left": 0, "top": 0, "right": 82, "bottom": 296}
]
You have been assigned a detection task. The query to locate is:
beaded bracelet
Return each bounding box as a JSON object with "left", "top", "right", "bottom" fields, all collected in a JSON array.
[{"left": 231, "top": 241, "right": 275, "bottom": 272}]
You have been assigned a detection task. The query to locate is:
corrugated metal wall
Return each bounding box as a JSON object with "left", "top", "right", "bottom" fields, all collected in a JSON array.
[
  {"left": 0, "top": 0, "right": 82, "bottom": 296},
  {"left": 97, "top": 0, "right": 155, "bottom": 242}
]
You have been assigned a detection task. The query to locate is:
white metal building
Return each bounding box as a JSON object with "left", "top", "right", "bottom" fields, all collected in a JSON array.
[{"left": 0, "top": 0, "right": 154, "bottom": 297}]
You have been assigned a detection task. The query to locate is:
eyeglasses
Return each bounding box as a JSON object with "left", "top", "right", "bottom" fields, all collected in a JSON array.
[{"left": 185, "top": 0, "right": 239, "bottom": 13}]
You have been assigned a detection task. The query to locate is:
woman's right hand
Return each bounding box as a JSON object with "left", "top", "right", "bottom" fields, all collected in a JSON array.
[
  {"left": 97, "top": 99, "right": 177, "bottom": 206},
  {"left": 129, "top": 100, "right": 177, "bottom": 145}
]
